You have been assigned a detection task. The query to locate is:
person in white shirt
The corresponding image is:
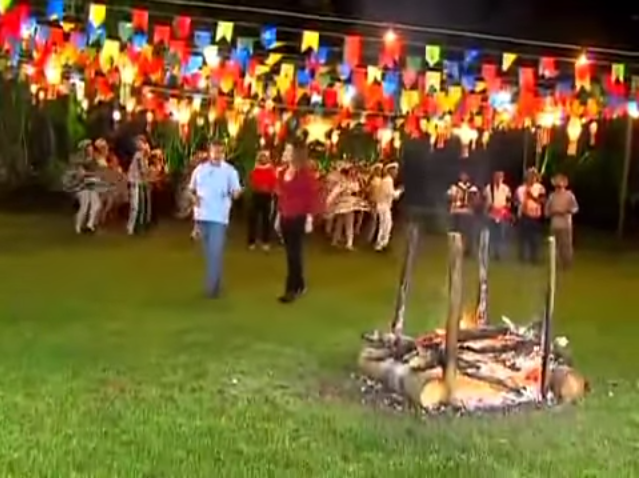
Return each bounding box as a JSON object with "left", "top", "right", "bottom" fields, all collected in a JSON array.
[
  {"left": 484, "top": 171, "right": 512, "bottom": 260},
  {"left": 374, "top": 162, "right": 402, "bottom": 251},
  {"left": 447, "top": 172, "right": 480, "bottom": 256},
  {"left": 189, "top": 140, "right": 242, "bottom": 298},
  {"left": 515, "top": 168, "right": 546, "bottom": 264}
]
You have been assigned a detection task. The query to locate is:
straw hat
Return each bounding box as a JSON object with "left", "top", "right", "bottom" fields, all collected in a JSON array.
[
  {"left": 77, "top": 139, "right": 92, "bottom": 151},
  {"left": 384, "top": 162, "right": 399, "bottom": 173},
  {"left": 370, "top": 163, "right": 383, "bottom": 173}
]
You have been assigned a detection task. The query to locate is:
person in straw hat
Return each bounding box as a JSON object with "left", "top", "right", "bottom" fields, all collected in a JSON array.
[
  {"left": 374, "top": 162, "right": 403, "bottom": 251},
  {"left": 127, "top": 135, "right": 152, "bottom": 235},
  {"left": 365, "top": 162, "right": 384, "bottom": 243},
  {"left": 546, "top": 173, "right": 578, "bottom": 268}
]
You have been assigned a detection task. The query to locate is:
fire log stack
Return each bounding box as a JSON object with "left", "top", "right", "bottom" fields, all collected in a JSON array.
[{"left": 357, "top": 232, "right": 588, "bottom": 413}]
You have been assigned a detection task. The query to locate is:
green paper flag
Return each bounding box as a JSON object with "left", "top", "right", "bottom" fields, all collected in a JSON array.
[
  {"left": 406, "top": 55, "right": 421, "bottom": 71},
  {"left": 118, "top": 21, "right": 133, "bottom": 42},
  {"left": 611, "top": 63, "right": 625, "bottom": 82},
  {"left": 631, "top": 75, "right": 639, "bottom": 94},
  {"left": 318, "top": 73, "right": 331, "bottom": 88},
  {"left": 425, "top": 45, "right": 441, "bottom": 67},
  {"left": 236, "top": 37, "right": 255, "bottom": 53}
]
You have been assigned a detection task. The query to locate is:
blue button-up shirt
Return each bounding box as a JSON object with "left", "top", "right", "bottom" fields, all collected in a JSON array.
[{"left": 189, "top": 160, "right": 241, "bottom": 224}]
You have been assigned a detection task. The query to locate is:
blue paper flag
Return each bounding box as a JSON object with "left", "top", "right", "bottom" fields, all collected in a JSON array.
[
  {"left": 183, "top": 55, "right": 204, "bottom": 75},
  {"left": 338, "top": 63, "right": 351, "bottom": 80},
  {"left": 297, "top": 69, "right": 311, "bottom": 86},
  {"left": 9, "top": 40, "right": 21, "bottom": 66},
  {"left": 555, "top": 81, "right": 572, "bottom": 95},
  {"left": 36, "top": 25, "right": 50, "bottom": 43},
  {"left": 463, "top": 49, "right": 479, "bottom": 65},
  {"left": 489, "top": 90, "right": 512, "bottom": 109},
  {"left": 131, "top": 32, "right": 147, "bottom": 50},
  {"left": 88, "top": 24, "right": 106, "bottom": 44},
  {"left": 443, "top": 61, "right": 460, "bottom": 81},
  {"left": 313, "top": 46, "right": 329, "bottom": 65},
  {"left": 71, "top": 31, "right": 87, "bottom": 49},
  {"left": 260, "top": 26, "right": 277, "bottom": 49},
  {"left": 47, "top": 0, "right": 64, "bottom": 20},
  {"left": 461, "top": 75, "right": 475, "bottom": 91},
  {"left": 231, "top": 48, "right": 249, "bottom": 71},
  {"left": 194, "top": 30, "right": 211, "bottom": 50},
  {"left": 382, "top": 71, "right": 399, "bottom": 96}
]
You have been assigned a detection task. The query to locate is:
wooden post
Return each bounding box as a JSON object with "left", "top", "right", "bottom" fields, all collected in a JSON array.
[
  {"left": 475, "top": 227, "right": 490, "bottom": 327},
  {"left": 444, "top": 232, "right": 463, "bottom": 404},
  {"left": 522, "top": 128, "right": 530, "bottom": 177},
  {"left": 617, "top": 115, "right": 634, "bottom": 238},
  {"left": 390, "top": 220, "right": 420, "bottom": 336},
  {"left": 540, "top": 236, "right": 557, "bottom": 400}
]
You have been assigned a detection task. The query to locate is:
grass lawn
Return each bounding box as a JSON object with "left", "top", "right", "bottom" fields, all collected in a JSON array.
[{"left": 0, "top": 213, "right": 638, "bottom": 477}]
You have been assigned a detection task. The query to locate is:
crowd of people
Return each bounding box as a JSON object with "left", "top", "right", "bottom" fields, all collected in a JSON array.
[{"left": 64, "top": 137, "right": 579, "bottom": 303}]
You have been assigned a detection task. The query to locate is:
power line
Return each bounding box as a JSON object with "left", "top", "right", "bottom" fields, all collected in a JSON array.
[
  {"left": 139, "top": 0, "right": 639, "bottom": 59},
  {"left": 80, "top": 4, "right": 639, "bottom": 68}
]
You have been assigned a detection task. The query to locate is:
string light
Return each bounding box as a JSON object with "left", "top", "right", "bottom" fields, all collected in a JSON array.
[{"left": 383, "top": 29, "right": 396, "bottom": 43}]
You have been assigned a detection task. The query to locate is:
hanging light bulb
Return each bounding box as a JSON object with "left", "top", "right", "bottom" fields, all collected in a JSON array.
[
  {"left": 566, "top": 116, "right": 582, "bottom": 156},
  {"left": 454, "top": 123, "right": 478, "bottom": 158},
  {"left": 112, "top": 109, "right": 121, "bottom": 122}
]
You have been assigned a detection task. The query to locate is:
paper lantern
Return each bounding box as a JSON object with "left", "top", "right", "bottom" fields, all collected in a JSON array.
[
  {"left": 44, "top": 56, "right": 62, "bottom": 86},
  {"left": 566, "top": 117, "right": 582, "bottom": 156},
  {"left": 454, "top": 122, "right": 478, "bottom": 158}
]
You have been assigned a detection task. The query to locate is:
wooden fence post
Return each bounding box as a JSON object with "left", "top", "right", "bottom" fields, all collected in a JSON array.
[{"left": 444, "top": 232, "right": 463, "bottom": 404}]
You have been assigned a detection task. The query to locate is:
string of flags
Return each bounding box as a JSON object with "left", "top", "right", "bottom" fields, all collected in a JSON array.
[{"left": 0, "top": 1, "right": 638, "bottom": 155}]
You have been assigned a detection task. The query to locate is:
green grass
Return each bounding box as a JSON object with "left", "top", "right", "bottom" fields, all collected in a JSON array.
[{"left": 0, "top": 213, "right": 638, "bottom": 477}]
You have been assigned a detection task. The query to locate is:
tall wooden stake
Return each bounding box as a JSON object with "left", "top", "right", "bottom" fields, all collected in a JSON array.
[
  {"left": 390, "top": 220, "right": 420, "bottom": 336},
  {"left": 522, "top": 128, "right": 530, "bottom": 177},
  {"left": 444, "top": 232, "right": 463, "bottom": 404},
  {"left": 475, "top": 227, "right": 490, "bottom": 327},
  {"left": 540, "top": 236, "right": 556, "bottom": 400},
  {"left": 617, "top": 115, "right": 634, "bottom": 238}
]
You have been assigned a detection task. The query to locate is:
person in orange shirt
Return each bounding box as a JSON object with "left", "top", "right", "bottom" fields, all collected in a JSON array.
[{"left": 247, "top": 150, "right": 277, "bottom": 250}]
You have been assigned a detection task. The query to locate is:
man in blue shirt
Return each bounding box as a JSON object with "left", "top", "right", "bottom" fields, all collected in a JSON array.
[{"left": 189, "top": 140, "right": 242, "bottom": 298}]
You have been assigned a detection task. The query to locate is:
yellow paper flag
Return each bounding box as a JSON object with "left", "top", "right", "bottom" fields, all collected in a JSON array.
[
  {"left": 400, "top": 90, "right": 419, "bottom": 114},
  {"left": 99, "top": 39, "right": 120, "bottom": 72},
  {"left": 61, "top": 22, "right": 75, "bottom": 33},
  {"left": 220, "top": 75, "right": 235, "bottom": 94},
  {"left": 475, "top": 81, "right": 486, "bottom": 92},
  {"left": 424, "top": 71, "right": 441, "bottom": 92},
  {"left": 89, "top": 4, "right": 106, "bottom": 27},
  {"left": 424, "top": 45, "right": 441, "bottom": 67},
  {"left": 301, "top": 30, "right": 319, "bottom": 52},
  {"left": 501, "top": 52, "right": 517, "bottom": 71},
  {"left": 264, "top": 53, "right": 283, "bottom": 67},
  {"left": 215, "top": 21, "right": 234, "bottom": 43},
  {"left": 367, "top": 66, "right": 381, "bottom": 84},
  {"left": 254, "top": 79, "right": 265, "bottom": 98},
  {"left": 276, "top": 75, "right": 291, "bottom": 94},
  {"left": 447, "top": 86, "right": 463, "bottom": 106},
  {"left": 254, "top": 64, "right": 270, "bottom": 76},
  {"left": 280, "top": 63, "right": 295, "bottom": 80}
]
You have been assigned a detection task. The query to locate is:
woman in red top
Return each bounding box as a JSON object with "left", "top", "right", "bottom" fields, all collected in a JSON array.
[
  {"left": 276, "top": 144, "right": 321, "bottom": 303},
  {"left": 247, "top": 150, "right": 277, "bottom": 250}
]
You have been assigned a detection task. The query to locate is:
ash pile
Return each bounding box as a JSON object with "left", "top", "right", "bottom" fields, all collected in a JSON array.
[{"left": 356, "top": 230, "right": 588, "bottom": 414}]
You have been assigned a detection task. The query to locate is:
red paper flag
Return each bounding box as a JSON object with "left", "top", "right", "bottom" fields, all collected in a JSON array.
[
  {"left": 132, "top": 9, "right": 149, "bottom": 31},
  {"left": 169, "top": 40, "right": 186, "bottom": 63},
  {"left": 380, "top": 39, "right": 400, "bottom": 67},
  {"left": 49, "top": 27, "right": 64, "bottom": 46},
  {"left": 343, "top": 35, "right": 361, "bottom": 67},
  {"left": 352, "top": 67, "right": 366, "bottom": 90},
  {"left": 539, "top": 57, "right": 557, "bottom": 78},
  {"left": 575, "top": 62, "right": 591, "bottom": 90},
  {"left": 324, "top": 87, "right": 337, "bottom": 108},
  {"left": 153, "top": 25, "right": 170, "bottom": 44},
  {"left": 173, "top": 15, "right": 191, "bottom": 40},
  {"left": 518, "top": 67, "right": 535, "bottom": 91},
  {"left": 481, "top": 63, "right": 497, "bottom": 82}
]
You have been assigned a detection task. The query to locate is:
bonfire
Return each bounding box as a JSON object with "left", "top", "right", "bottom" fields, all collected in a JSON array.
[{"left": 357, "top": 230, "right": 587, "bottom": 413}]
